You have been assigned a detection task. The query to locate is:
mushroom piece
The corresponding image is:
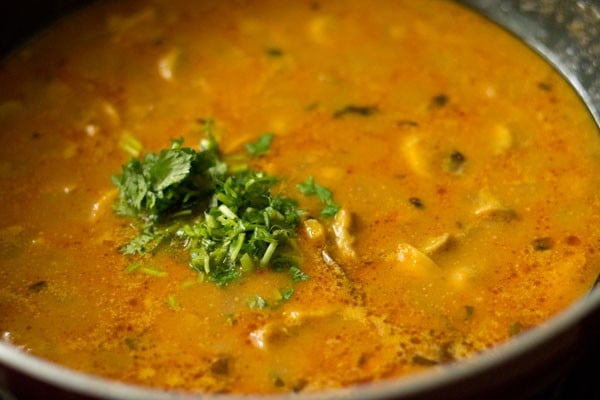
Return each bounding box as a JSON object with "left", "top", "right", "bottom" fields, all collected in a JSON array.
[
  {"left": 396, "top": 243, "right": 442, "bottom": 280},
  {"left": 302, "top": 218, "right": 325, "bottom": 245},
  {"left": 420, "top": 233, "right": 453, "bottom": 255},
  {"left": 249, "top": 307, "right": 373, "bottom": 350},
  {"left": 158, "top": 48, "right": 181, "bottom": 81},
  {"left": 473, "top": 188, "right": 516, "bottom": 221},
  {"left": 402, "top": 135, "right": 431, "bottom": 177},
  {"left": 331, "top": 208, "right": 357, "bottom": 260}
]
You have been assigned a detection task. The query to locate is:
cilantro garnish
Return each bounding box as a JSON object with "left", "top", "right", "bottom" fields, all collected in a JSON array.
[
  {"left": 247, "top": 294, "right": 269, "bottom": 310},
  {"left": 177, "top": 169, "right": 302, "bottom": 285},
  {"left": 112, "top": 133, "right": 223, "bottom": 223},
  {"left": 112, "top": 122, "right": 307, "bottom": 289},
  {"left": 290, "top": 265, "right": 310, "bottom": 283},
  {"left": 297, "top": 176, "right": 340, "bottom": 217},
  {"left": 247, "top": 287, "right": 295, "bottom": 310},
  {"left": 246, "top": 133, "right": 274, "bottom": 157}
]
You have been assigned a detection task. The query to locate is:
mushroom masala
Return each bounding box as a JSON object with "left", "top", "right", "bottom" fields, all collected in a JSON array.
[{"left": 0, "top": 0, "right": 599, "bottom": 394}]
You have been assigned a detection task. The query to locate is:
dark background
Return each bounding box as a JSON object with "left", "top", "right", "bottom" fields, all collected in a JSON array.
[{"left": 0, "top": 0, "right": 88, "bottom": 56}]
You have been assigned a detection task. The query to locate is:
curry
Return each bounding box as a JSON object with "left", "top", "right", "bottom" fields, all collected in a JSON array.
[{"left": 0, "top": 0, "right": 599, "bottom": 395}]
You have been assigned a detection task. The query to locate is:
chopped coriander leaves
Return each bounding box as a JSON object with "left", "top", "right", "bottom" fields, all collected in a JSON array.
[
  {"left": 113, "top": 129, "right": 309, "bottom": 292},
  {"left": 112, "top": 136, "right": 222, "bottom": 223},
  {"left": 124, "top": 262, "right": 141, "bottom": 274},
  {"left": 178, "top": 169, "right": 302, "bottom": 285},
  {"left": 139, "top": 265, "right": 167, "bottom": 277},
  {"left": 280, "top": 287, "right": 294, "bottom": 301},
  {"left": 290, "top": 266, "right": 309, "bottom": 282},
  {"left": 166, "top": 294, "right": 180, "bottom": 310},
  {"left": 247, "top": 288, "right": 295, "bottom": 310},
  {"left": 246, "top": 133, "right": 274, "bottom": 157},
  {"left": 118, "top": 132, "right": 143, "bottom": 157},
  {"left": 297, "top": 176, "right": 340, "bottom": 217},
  {"left": 321, "top": 203, "right": 340, "bottom": 218},
  {"left": 247, "top": 294, "right": 269, "bottom": 310}
]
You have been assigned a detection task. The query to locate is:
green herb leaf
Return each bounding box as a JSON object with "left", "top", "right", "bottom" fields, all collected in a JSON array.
[
  {"left": 246, "top": 133, "right": 274, "bottom": 157},
  {"left": 280, "top": 287, "right": 294, "bottom": 301},
  {"left": 247, "top": 294, "right": 269, "bottom": 310},
  {"left": 166, "top": 294, "right": 180, "bottom": 310},
  {"left": 290, "top": 266, "right": 309, "bottom": 282},
  {"left": 112, "top": 137, "right": 220, "bottom": 223},
  {"left": 321, "top": 203, "right": 341, "bottom": 217},
  {"left": 113, "top": 130, "right": 305, "bottom": 290},
  {"left": 297, "top": 176, "right": 317, "bottom": 196},
  {"left": 118, "top": 132, "right": 142, "bottom": 157},
  {"left": 297, "top": 176, "right": 340, "bottom": 217}
]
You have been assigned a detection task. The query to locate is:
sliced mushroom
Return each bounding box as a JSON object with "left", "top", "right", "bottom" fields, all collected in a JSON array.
[
  {"left": 158, "top": 48, "right": 181, "bottom": 81},
  {"left": 302, "top": 218, "right": 325, "bottom": 245},
  {"left": 332, "top": 208, "right": 357, "bottom": 259},
  {"left": 420, "top": 233, "right": 453, "bottom": 255},
  {"left": 402, "top": 135, "right": 431, "bottom": 177},
  {"left": 473, "top": 188, "right": 517, "bottom": 221},
  {"left": 396, "top": 243, "right": 441, "bottom": 280},
  {"left": 250, "top": 306, "right": 373, "bottom": 350}
]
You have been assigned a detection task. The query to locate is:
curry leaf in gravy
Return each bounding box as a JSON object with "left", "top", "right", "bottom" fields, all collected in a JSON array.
[
  {"left": 409, "top": 197, "right": 425, "bottom": 209},
  {"left": 531, "top": 237, "right": 554, "bottom": 251},
  {"left": 443, "top": 150, "right": 467, "bottom": 174},
  {"left": 333, "top": 104, "right": 379, "bottom": 119},
  {"left": 27, "top": 280, "right": 48, "bottom": 293},
  {"left": 265, "top": 47, "right": 284, "bottom": 58},
  {"left": 429, "top": 94, "right": 449, "bottom": 109}
]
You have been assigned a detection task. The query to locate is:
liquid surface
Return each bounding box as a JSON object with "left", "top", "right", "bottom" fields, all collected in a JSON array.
[{"left": 0, "top": 0, "right": 599, "bottom": 394}]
